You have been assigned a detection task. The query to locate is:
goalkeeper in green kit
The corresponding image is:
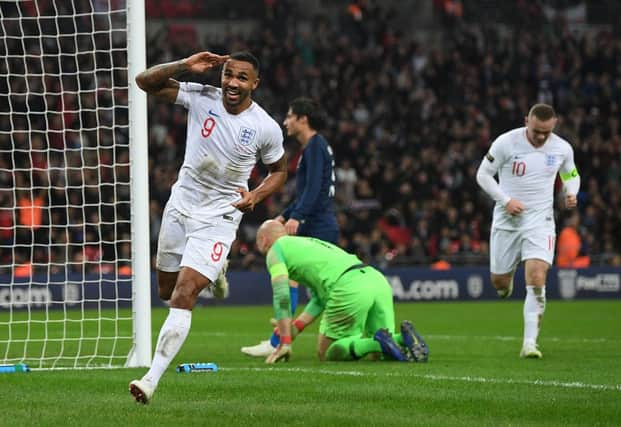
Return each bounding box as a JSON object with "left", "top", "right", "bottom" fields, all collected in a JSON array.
[{"left": 255, "top": 220, "right": 429, "bottom": 363}]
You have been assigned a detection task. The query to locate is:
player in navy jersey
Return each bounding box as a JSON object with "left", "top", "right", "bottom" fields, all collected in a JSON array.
[{"left": 241, "top": 97, "right": 339, "bottom": 357}]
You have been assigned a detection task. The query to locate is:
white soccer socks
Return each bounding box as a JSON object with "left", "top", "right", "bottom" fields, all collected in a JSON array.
[
  {"left": 522, "top": 285, "right": 546, "bottom": 357},
  {"left": 142, "top": 307, "right": 192, "bottom": 386}
]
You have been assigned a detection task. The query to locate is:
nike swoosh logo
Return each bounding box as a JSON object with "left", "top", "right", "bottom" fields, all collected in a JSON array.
[{"left": 209, "top": 109, "right": 220, "bottom": 117}]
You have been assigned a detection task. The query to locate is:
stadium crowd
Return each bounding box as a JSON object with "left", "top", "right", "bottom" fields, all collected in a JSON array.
[
  {"left": 142, "top": 0, "right": 621, "bottom": 269},
  {"left": 1, "top": 0, "right": 131, "bottom": 276},
  {"left": 2, "top": 0, "right": 620, "bottom": 275}
]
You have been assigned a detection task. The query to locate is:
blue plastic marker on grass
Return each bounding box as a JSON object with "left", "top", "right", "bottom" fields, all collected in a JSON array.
[
  {"left": 0, "top": 363, "right": 30, "bottom": 373},
  {"left": 176, "top": 363, "right": 218, "bottom": 373}
]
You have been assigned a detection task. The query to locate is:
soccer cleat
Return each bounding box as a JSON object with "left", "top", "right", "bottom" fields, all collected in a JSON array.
[
  {"left": 373, "top": 328, "right": 409, "bottom": 362},
  {"left": 129, "top": 379, "right": 155, "bottom": 404},
  {"left": 520, "top": 342, "right": 543, "bottom": 359},
  {"left": 400, "top": 320, "right": 429, "bottom": 362},
  {"left": 496, "top": 280, "right": 513, "bottom": 298},
  {"left": 241, "top": 340, "right": 275, "bottom": 357},
  {"left": 212, "top": 259, "right": 229, "bottom": 299}
]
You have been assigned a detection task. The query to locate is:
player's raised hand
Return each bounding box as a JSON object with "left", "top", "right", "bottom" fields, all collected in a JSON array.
[
  {"left": 505, "top": 199, "right": 525, "bottom": 216},
  {"left": 564, "top": 194, "right": 577, "bottom": 209},
  {"left": 232, "top": 188, "right": 257, "bottom": 212},
  {"left": 265, "top": 343, "right": 292, "bottom": 364},
  {"left": 183, "top": 51, "right": 229, "bottom": 74}
]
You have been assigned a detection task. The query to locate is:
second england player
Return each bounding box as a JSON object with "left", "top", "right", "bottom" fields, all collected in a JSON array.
[{"left": 476, "top": 103, "right": 580, "bottom": 359}]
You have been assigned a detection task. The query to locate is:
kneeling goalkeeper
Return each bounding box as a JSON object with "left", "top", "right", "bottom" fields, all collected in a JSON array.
[{"left": 255, "top": 220, "right": 429, "bottom": 363}]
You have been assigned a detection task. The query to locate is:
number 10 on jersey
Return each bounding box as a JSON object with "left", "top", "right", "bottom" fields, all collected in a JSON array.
[{"left": 512, "top": 161, "right": 526, "bottom": 176}]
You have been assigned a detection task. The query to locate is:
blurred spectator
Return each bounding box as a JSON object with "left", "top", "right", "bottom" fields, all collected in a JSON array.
[
  {"left": 16, "top": 189, "right": 45, "bottom": 231},
  {"left": 335, "top": 159, "right": 357, "bottom": 207},
  {"left": 14, "top": 260, "right": 33, "bottom": 278},
  {"left": 556, "top": 211, "right": 590, "bottom": 268},
  {"left": 431, "top": 260, "right": 451, "bottom": 270}
]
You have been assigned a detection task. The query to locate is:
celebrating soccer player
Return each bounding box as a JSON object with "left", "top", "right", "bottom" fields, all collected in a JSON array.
[
  {"left": 128, "top": 51, "right": 287, "bottom": 404},
  {"left": 476, "top": 103, "right": 580, "bottom": 358}
]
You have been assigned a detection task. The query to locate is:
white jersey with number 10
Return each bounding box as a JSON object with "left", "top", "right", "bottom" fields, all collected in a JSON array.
[{"left": 486, "top": 127, "right": 577, "bottom": 231}]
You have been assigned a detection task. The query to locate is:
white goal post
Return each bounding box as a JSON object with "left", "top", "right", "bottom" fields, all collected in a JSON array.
[{"left": 0, "top": 0, "right": 151, "bottom": 369}]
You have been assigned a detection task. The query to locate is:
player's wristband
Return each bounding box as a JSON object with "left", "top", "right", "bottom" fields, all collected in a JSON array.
[
  {"left": 280, "top": 335, "right": 292, "bottom": 345},
  {"left": 292, "top": 319, "right": 306, "bottom": 333}
]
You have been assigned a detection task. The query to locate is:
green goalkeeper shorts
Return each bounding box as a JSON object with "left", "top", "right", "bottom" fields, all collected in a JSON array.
[{"left": 319, "top": 266, "right": 395, "bottom": 340}]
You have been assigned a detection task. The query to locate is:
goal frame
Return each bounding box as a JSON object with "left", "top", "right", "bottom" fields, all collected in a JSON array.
[{"left": 126, "top": 0, "right": 151, "bottom": 368}]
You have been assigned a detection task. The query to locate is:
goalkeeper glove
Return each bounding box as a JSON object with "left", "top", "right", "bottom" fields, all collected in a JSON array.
[
  {"left": 270, "top": 318, "right": 306, "bottom": 339},
  {"left": 265, "top": 336, "right": 292, "bottom": 364}
]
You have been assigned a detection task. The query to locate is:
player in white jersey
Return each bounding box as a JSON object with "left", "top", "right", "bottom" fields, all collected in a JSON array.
[
  {"left": 476, "top": 104, "right": 580, "bottom": 359},
  {"left": 129, "top": 51, "right": 287, "bottom": 404}
]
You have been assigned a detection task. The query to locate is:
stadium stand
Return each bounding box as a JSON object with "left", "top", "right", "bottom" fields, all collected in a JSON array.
[{"left": 4, "top": 0, "right": 620, "bottom": 273}]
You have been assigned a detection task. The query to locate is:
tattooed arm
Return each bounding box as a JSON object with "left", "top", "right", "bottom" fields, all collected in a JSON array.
[{"left": 135, "top": 51, "right": 230, "bottom": 103}]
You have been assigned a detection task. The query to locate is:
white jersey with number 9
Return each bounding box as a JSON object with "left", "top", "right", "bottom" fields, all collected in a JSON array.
[{"left": 170, "top": 82, "right": 284, "bottom": 224}]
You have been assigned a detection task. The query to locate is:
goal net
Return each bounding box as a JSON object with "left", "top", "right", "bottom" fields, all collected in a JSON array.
[{"left": 0, "top": 0, "right": 150, "bottom": 369}]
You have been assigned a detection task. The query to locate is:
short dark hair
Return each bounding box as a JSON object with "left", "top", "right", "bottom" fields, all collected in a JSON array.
[
  {"left": 289, "top": 97, "right": 325, "bottom": 130},
  {"left": 229, "top": 51, "right": 260, "bottom": 75},
  {"left": 529, "top": 104, "right": 556, "bottom": 121}
]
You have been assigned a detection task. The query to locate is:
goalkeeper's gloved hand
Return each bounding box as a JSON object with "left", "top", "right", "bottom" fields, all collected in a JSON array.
[{"left": 265, "top": 336, "right": 292, "bottom": 364}]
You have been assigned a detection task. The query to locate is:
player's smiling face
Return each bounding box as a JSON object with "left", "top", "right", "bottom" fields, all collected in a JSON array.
[
  {"left": 525, "top": 115, "right": 557, "bottom": 148},
  {"left": 221, "top": 59, "right": 259, "bottom": 113}
]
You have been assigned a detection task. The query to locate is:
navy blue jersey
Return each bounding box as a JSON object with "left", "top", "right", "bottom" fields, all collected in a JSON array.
[{"left": 282, "top": 134, "right": 338, "bottom": 238}]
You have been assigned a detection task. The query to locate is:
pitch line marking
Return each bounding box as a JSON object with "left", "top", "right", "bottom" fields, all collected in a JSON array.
[
  {"left": 28, "top": 365, "right": 621, "bottom": 392},
  {"left": 426, "top": 334, "right": 618, "bottom": 343},
  {"left": 225, "top": 366, "right": 621, "bottom": 392}
]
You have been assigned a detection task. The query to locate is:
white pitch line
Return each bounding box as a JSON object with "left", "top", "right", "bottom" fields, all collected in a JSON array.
[
  {"left": 25, "top": 365, "right": 621, "bottom": 392},
  {"left": 426, "top": 335, "right": 619, "bottom": 344},
  {"left": 224, "top": 366, "right": 621, "bottom": 392}
]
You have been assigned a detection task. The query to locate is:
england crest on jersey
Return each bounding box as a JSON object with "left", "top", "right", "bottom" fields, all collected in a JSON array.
[
  {"left": 545, "top": 154, "right": 556, "bottom": 167},
  {"left": 239, "top": 127, "right": 256, "bottom": 146}
]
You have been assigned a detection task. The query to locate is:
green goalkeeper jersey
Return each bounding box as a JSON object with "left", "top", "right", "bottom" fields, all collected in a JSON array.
[{"left": 266, "top": 236, "right": 362, "bottom": 320}]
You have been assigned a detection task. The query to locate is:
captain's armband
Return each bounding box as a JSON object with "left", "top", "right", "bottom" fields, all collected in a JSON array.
[{"left": 560, "top": 167, "right": 579, "bottom": 182}]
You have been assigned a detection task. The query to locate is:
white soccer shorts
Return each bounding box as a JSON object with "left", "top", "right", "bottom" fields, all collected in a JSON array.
[
  {"left": 155, "top": 204, "right": 238, "bottom": 282},
  {"left": 490, "top": 227, "right": 556, "bottom": 274}
]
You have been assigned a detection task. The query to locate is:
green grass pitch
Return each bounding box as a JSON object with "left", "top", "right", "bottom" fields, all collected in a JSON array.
[{"left": 1, "top": 300, "right": 620, "bottom": 426}]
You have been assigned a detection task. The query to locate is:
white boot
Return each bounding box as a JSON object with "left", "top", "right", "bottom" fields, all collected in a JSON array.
[
  {"left": 520, "top": 341, "right": 543, "bottom": 359},
  {"left": 129, "top": 378, "right": 156, "bottom": 404},
  {"left": 241, "top": 340, "right": 276, "bottom": 357}
]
